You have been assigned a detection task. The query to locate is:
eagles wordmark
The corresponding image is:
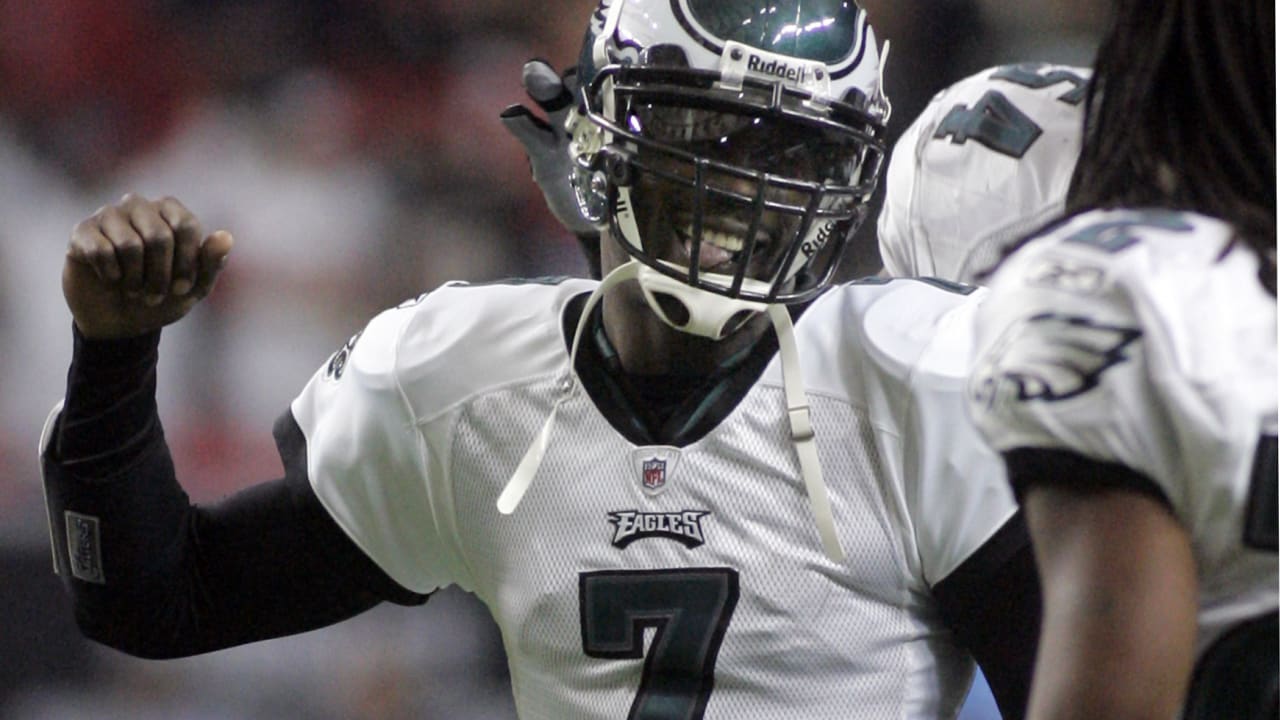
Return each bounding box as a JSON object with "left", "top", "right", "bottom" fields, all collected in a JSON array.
[{"left": 608, "top": 510, "right": 711, "bottom": 549}]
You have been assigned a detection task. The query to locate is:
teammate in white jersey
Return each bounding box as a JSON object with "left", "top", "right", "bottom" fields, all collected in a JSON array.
[
  {"left": 42, "top": 2, "right": 1041, "bottom": 718},
  {"left": 876, "top": 63, "right": 1086, "bottom": 285},
  {"left": 967, "top": 1, "right": 1277, "bottom": 718}
]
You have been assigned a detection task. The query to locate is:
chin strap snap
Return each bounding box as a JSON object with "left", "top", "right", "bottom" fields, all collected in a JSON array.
[{"left": 498, "top": 260, "right": 844, "bottom": 563}]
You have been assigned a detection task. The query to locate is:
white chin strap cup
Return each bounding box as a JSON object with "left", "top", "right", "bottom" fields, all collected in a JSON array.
[
  {"left": 498, "top": 259, "right": 846, "bottom": 563},
  {"left": 635, "top": 263, "right": 773, "bottom": 340}
]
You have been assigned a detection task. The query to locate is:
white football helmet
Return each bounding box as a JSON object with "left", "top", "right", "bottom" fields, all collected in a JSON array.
[
  {"left": 877, "top": 63, "right": 1089, "bottom": 284},
  {"left": 568, "top": 0, "right": 890, "bottom": 339}
]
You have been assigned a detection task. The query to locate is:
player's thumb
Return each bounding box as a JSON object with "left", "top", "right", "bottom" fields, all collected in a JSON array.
[
  {"left": 193, "top": 230, "right": 234, "bottom": 299},
  {"left": 522, "top": 59, "right": 570, "bottom": 107},
  {"left": 501, "top": 104, "right": 553, "bottom": 153}
]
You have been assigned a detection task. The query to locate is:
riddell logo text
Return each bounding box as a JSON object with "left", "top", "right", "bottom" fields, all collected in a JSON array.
[
  {"left": 748, "top": 54, "right": 817, "bottom": 84},
  {"left": 801, "top": 221, "right": 838, "bottom": 258}
]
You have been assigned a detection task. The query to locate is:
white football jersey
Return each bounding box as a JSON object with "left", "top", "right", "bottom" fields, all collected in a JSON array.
[
  {"left": 878, "top": 63, "right": 1088, "bottom": 283},
  {"left": 968, "top": 208, "right": 1279, "bottom": 658},
  {"left": 290, "top": 276, "right": 1018, "bottom": 719}
]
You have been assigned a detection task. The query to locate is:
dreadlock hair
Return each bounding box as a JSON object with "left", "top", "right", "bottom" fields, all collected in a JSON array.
[{"left": 1067, "top": 0, "right": 1276, "bottom": 291}]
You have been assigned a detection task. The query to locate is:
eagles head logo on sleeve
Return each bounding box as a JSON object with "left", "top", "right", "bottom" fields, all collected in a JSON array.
[
  {"left": 325, "top": 330, "right": 364, "bottom": 381},
  {"left": 970, "top": 313, "right": 1143, "bottom": 411}
]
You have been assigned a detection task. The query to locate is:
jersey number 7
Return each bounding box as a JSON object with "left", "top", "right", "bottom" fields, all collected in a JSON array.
[{"left": 580, "top": 568, "right": 740, "bottom": 719}]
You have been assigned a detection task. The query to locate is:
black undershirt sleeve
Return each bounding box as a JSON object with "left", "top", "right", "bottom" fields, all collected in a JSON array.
[
  {"left": 1002, "top": 446, "right": 1173, "bottom": 509},
  {"left": 932, "top": 512, "right": 1041, "bottom": 720},
  {"left": 42, "top": 326, "right": 427, "bottom": 660}
]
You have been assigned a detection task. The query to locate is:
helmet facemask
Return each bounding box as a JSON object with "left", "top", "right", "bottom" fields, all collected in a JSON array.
[{"left": 573, "top": 42, "right": 886, "bottom": 338}]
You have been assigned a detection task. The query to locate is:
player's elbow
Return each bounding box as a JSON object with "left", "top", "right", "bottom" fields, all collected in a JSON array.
[{"left": 71, "top": 595, "right": 200, "bottom": 660}]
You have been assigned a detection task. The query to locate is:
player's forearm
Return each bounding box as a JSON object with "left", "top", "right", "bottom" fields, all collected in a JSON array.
[
  {"left": 54, "top": 325, "right": 163, "bottom": 472},
  {"left": 43, "top": 330, "right": 402, "bottom": 657},
  {"left": 46, "top": 442, "right": 411, "bottom": 659},
  {"left": 1027, "top": 611, "right": 1193, "bottom": 720},
  {"left": 1022, "top": 478, "right": 1198, "bottom": 720},
  {"left": 44, "top": 427, "right": 203, "bottom": 658},
  {"left": 43, "top": 326, "right": 219, "bottom": 656}
]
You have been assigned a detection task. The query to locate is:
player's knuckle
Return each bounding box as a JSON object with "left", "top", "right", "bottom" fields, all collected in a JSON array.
[
  {"left": 142, "top": 226, "right": 175, "bottom": 248},
  {"left": 158, "top": 195, "right": 187, "bottom": 212},
  {"left": 78, "top": 242, "right": 108, "bottom": 263},
  {"left": 118, "top": 191, "right": 147, "bottom": 207},
  {"left": 158, "top": 196, "right": 186, "bottom": 218},
  {"left": 115, "top": 233, "right": 144, "bottom": 256},
  {"left": 70, "top": 217, "right": 95, "bottom": 241},
  {"left": 98, "top": 204, "right": 127, "bottom": 225}
]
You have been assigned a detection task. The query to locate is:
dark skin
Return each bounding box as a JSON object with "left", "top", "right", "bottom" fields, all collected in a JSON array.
[
  {"left": 64, "top": 194, "right": 234, "bottom": 340},
  {"left": 598, "top": 149, "right": 805, "bottom": 377},
  {"left": 597, "top": 225, "right": 775, "bottom": 376},
  {"left": 1023, "top": 482, "right": 1198, "bottom": 720}
]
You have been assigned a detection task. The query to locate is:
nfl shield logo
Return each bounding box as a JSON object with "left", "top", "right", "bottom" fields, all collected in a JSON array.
[
  {"left": 631, "top": 447, "right": 680, "bottom": 495},
  {"left": 642, "top": 458, "right": 667, "bottom": 490}
]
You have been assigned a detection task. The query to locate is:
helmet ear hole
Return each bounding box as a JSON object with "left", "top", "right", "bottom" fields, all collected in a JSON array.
[{"left": 653, "top": 292, "right": 691, "bottom": 327}]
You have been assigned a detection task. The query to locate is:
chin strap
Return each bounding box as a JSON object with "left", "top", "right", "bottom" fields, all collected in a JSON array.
[
  {"left": 766, "top": 303, "right": 844, "bottom": 562},
  {"left": 497, "top": 261, "right": 640, "bottom": 515},
  {"left": 498, "top": 259, "right": 845, "bottom": 563}
]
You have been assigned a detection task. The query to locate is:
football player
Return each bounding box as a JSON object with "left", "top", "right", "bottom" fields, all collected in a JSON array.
[
  {"left": 43, "top": 1, "right": 1040, "bottom": 718},
  {"left": 967, "top": 0, "right": 1277, "bottom": 718},
  {"left": 877, "top": 62, "right": 1087, "bottom": 284}
]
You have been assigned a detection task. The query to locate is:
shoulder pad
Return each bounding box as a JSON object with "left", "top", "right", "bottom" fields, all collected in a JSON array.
[
  {"left": 347, "top": 277, "right": 595, "bottom": 416},
  {"left": 806, "top": 278, "right": 985, "bottom": 387},
  {"left": 878, "top": 63, "right": 1088, "bottom": 283}
]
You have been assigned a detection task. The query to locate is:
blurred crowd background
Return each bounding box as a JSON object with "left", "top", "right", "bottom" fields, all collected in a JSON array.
[{"left": 0, "top": 1, "right": 1103, "bottom": 717}]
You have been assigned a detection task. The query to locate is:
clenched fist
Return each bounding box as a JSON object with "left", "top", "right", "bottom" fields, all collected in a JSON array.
[{"left": 63, "top": 194, "right": 234, "bottom": 339}]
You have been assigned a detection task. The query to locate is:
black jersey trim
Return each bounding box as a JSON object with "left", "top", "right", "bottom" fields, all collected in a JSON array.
[
  {"left": 561, "top": 292, "right": 788, "bottom": 447},
  {"left": 1002, "top": 446, "right": 1173, "bottom": 511}
]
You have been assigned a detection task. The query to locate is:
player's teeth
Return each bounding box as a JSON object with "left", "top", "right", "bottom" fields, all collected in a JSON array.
[{"left": 684, "top": 225, "right": 745, "bottom": 253}]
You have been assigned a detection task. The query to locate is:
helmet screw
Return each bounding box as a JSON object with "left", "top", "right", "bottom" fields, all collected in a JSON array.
[
  {"left": 603, "top": 150, "right": 633, "bottom": 187},
  {"left": 730, "top": 47, "right": 743, "bottom": 61},
  {"left": 589, "top": 170, "right": 609, "bottom": 201}
]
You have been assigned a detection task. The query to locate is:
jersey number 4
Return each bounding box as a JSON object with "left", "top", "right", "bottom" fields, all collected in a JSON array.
[
  {"left": 933, "top": 64, "right": 1087, "bottom": 158},
  {"left": 580, "top": 568, "right": 740, "bottom": 720}
]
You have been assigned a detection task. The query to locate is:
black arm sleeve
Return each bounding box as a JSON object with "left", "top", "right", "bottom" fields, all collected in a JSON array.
[
  {"left": 933, "top": 512, "right": 1041, "bottom": 720},
  {"left": 43, "top": 326, "right": 427, "bottom": 660}
]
